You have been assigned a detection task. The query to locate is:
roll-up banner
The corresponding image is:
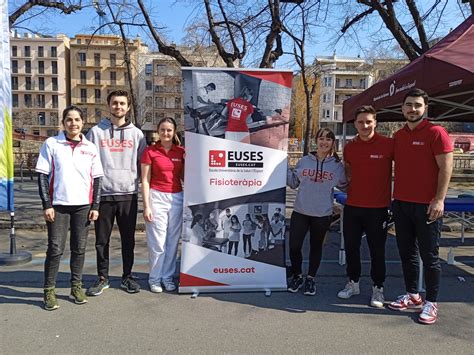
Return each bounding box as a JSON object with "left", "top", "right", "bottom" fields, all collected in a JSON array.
[
  {"left": 180, "top": 68, "right": 293, "bottom": 293},
  {"left": 0, "top": 1, "right": 14, "bottom": 212}
]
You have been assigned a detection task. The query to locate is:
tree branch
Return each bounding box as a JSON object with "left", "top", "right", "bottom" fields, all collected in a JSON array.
[
  {"left": 137, "top": 0, "right": 192, "bottom": 66},
  {"left": 9, "top": 0, "right": 82, "bottom": 27},
  {"left": 405, "top": 0, "right": 429, "bottom": 52}
]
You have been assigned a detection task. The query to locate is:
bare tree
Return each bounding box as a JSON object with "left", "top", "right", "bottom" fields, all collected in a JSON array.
[
  {"left": 339, "top": 0, "right": 472, "bottom": 61},
  {"left": 9, "top": 1, "right": 83, "bottom": 28},
  {"left": 282, "top": 1, "right": 324, "bottom": 155}
]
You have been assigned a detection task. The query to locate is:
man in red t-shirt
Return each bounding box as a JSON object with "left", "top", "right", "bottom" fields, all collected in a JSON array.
[
  {"left": 388, "top": 88, "right": 453, "bottom": 325},
  {"left": 225, "top": 87, "right": 254, "bottom": 144},
  {"left": 337, "top": 105, "right": 393, "bottom": 308}
]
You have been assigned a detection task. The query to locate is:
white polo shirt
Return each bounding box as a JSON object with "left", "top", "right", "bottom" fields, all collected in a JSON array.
[{"left": 36, "top": 131, "right": 104, "bottom": 206}]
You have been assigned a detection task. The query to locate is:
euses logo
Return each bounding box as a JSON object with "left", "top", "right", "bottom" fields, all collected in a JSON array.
[
  {"left": 209, "top": 150, "right": 226, "bottom": 167},
  {"left": 209, "top": 150, "right": 264, "bottom": 168}
]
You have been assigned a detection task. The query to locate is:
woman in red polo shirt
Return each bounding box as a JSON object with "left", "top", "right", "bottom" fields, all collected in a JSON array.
[{"left": 141, "top": 117, "right": 185, "bottom": 293}]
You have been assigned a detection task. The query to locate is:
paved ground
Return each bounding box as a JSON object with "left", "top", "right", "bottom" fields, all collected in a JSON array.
[{"left": 0, "top": 180, "right": 473, "bottom": 354}]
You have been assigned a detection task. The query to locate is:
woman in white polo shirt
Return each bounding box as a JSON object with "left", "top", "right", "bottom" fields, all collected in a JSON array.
[{"left": 35, "top": 106, "right": 104, "bottom": 311}]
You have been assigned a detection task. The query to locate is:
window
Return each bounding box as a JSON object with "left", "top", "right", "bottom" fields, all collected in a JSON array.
[
  {"left": 51, "top": 61, "right": 58, "bottom": 74},
  {"left": 324, "top": 76, "right": 332, "bottom": 87},
  {"left": 50, "top": 112, "right": 59, "bottom": 125},
  {"left": 37, "top": 95, "right": 46, "bottom": 108},
  {"left": 38, "top": 46, "right": 44, "bottom": 57},
  {"left": 346, "top": 78, "right": 352, "bottom": 87},
  {"left": 322, "top": 109, "right": 330, "bottom": 119},
  {"left": 95, "top": 108, "right": 101, "bottom": 121},
  {"left": 145, "top": 96, "right": 152, "bottom": 107},
  {"left": 322, "top": 93, "right": 331, "bottom": 103},
  {"left": 145, "top": 80, "right": 152, "bottom": 91},
  {"left": 145, "top": 64, "right": 152, "bottom": 75},
  {"left": 38, "top": 77, "right": 45, "bottom": 90},
  {"left": 334, "top": 111, "right": 339, "bottom": 120},
  {"left": 82, "top": 108, "right": 88, "bottom": 122},
  {"left": 52, "top": 77, "right": 58, "bottom": 91},
  {"left": 24, "top": 94, "right": 32, "bottom": 107},
  {"left": 38, "top": 61, "right": 44, "bottom": 74},
  {"left": 95, "top": 89, "right": 101, "bottom": 103},
  {"left": 25, "top": 60, "right": 31, "bottom": 74},
  {"left": 174, "top": 113, "right": 181, "bottom": 122},
  {"left": 154, "top": 97, "right": 164, "bottom": 108},
  {"left": 38, "top": 112, "right": 45, "bottom": 125},
  {"left": 12, "top": 94, "right": 19, "bottom": 107},
  {"left": 49, "top": 112, "right": 59, "bottom": 125},
  {"left": 94, "top": 53, "right": 100, "bottom": 66},
  {"left": 175, "top": 97, "right": 181, "bottom": 108},
  {"left": 359, "top": 78, "right": 366, "bottom": 89},
  {"left": 25, "top": 77, "right": 32, "bottom": 90},
  {"left": 12, "top": 46, "right": 17, "bottom": 57},
  {"left": 24, "top": 46, "right": 31, "bottom": 57},
  {"left": 78, "top": 52, "right": 86, "bottom": 65},
  {"left": 110, "top": 53, "right": 116, "bottom": 66},
  {"left": 80, "top": 70, "right": 87, "bottom": 84},
  {"left": 145, "top": 112, "right": 152, "bottom": 122},
  {"left": 50, "top": 46, "right": 57, "bottom": 58},
  {"left": 110, "top": 71, "right": 116, "bottom": 85},
  {"left": 124, "top": 72, "right": 129, "bottom": 83},
  {"left": 95, "top": 71, "right": 101, "bottom": 85},
  {"left": 11, "top": 77, "right": 18, "bottom": 90},
  {"left": 153, "top": 112, "right": 165, "bottom": 124},
  {"left": 12, "top": 60, "right": 18, "bottom": 73},
  {"left": 80, "top": 88, "right": 87, "bottom": 103},
  {"left": 52, "top": 95, "right": 58, "bottom": 108},
  {"left": 33, "top": 129, "right": 40, "bottom": 136}
]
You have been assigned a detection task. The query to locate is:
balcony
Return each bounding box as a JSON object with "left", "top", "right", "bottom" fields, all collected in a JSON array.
[{"left": 335, "top": 85, "right": 366, "bottom": 91}]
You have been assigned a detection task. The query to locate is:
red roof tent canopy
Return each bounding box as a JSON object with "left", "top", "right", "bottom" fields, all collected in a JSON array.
[{"left": 343, "top": 15, "right": 474, "bottom": 123}]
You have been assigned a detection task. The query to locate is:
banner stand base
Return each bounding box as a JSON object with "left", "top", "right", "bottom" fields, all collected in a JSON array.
[
  {"left": 191, "top": 291, "right": 200, "bottom": 299},
  {"left": 0, "top": 251, "right": 32, "bottom": 266}
]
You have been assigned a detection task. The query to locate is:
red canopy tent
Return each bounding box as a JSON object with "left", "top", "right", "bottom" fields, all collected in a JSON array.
[{"left": 343, "top": 15, "right": 474, "bottom": 123}]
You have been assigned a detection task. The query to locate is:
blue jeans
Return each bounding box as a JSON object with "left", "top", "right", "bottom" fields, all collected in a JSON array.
[{"left": 44, "top": 205, "right": 90, "bottom": 288}]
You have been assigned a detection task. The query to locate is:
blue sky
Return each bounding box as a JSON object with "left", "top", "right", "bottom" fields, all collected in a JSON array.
[{"left": 8, "top": 0, "right": 471, "bottom": 68}]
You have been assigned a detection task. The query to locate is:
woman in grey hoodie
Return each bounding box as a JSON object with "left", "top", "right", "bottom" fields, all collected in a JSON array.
[{"left": 287, "top": 128, "right": 347, "bottom": 296}]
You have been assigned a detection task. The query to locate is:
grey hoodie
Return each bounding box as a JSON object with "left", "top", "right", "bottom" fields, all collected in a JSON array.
[
  {"left": 86, "top": 118, "right": 147, "bottom": 197},
  {"left": 287, "top": 153, "right": 347, "bottom": 217}
]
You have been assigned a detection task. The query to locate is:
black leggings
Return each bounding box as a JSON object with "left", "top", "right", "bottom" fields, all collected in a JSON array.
[
  {"left": 228, "top": 241, "right": 239, "bottom": 256},
  {"left": 243, "top": 234, "right": 252, "bottom": 253},
  {"left": 289, "top": 211, "right": 332, "bottom": 277}
]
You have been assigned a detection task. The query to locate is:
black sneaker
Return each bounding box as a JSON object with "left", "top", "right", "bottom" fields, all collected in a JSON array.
[
  {"left": 303, "top": 277, "right": 316, "bottom": 296},
  {"left": 86, "top": 277, "right": 110, "bottom": 296},
  {"left": 287, "top": 275, "right": 304, "bottom": 293},
  {"left": 121, "top": 275, "right": 140, "bottom": 293}
]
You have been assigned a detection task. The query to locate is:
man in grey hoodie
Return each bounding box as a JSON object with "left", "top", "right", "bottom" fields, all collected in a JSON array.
[{"left": 85, "top": 90, "right": 147, "bottom": 296}]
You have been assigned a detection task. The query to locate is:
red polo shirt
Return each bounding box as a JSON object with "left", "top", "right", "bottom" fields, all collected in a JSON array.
[
  {"left": 141, "top": 143, "right": 185, "bottom": 193},
  {"left": 344, "top": 133, "right": 394, "bottom": 208},
  {"left": 226, "top": 97, "right": 253, "bottom": 132},
  {"left": 393, "top": 119, "right": 452, "bottom": 204}
]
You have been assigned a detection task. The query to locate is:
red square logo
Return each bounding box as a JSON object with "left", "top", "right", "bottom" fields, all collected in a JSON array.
[{"left": 209, "top": 150, "right": 226, "bottom": 167}]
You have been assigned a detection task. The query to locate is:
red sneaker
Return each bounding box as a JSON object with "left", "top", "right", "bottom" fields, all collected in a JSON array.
[
  {"left": 419, "top": 301, "right": 438, "bottom": 324},
  {"left": 388, "top": 293, "right": 423, "bottom": 311}
]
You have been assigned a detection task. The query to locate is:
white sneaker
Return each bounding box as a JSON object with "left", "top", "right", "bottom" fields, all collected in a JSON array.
[
  {"left": 337, "top": 280, "right": 360, "bottom": 299},
  {"left": 163, "top": 280, "right": 176, "bottom": 292},
  {"left": 370, "top": 286, "right": 385, "bottom": 308},
  {"left": 150, "top": 284, "right": 163, "bottom": 293}
]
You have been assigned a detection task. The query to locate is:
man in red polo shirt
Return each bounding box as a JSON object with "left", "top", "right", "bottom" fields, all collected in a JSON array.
[
  {"left": 388, "top": 88, "right": 453, "bottom": 325},
  {"left": 337, "top": 105, "right": 393, "bottom": 308}
]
